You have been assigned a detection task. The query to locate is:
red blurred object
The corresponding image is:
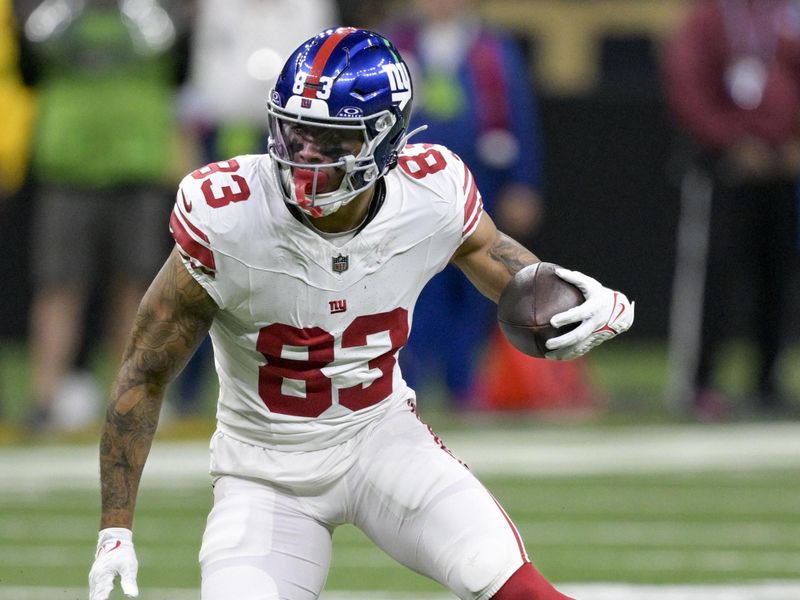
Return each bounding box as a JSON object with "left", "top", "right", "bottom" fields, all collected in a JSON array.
[{"left": 474, "top": 327, "right": 602, "bottom": 413}]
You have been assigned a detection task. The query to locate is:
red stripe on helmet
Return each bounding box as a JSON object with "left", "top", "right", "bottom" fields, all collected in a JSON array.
[{"left": 303, "top": 27, "right": 357, "bottom": 98}]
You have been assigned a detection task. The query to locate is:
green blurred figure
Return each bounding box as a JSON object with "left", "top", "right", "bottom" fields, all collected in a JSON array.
[{"left": 21, "top": 0, "right": 189, "bottom": 431}]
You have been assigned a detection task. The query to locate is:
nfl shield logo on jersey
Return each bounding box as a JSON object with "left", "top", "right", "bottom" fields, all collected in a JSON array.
[{"left": 332, "top": 254, "right": 349, "bottom": 273}]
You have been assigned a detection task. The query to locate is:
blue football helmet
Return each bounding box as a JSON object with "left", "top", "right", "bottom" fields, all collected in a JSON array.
[{"left": 267, "top": 28, "right": 414, "bottom": 217}]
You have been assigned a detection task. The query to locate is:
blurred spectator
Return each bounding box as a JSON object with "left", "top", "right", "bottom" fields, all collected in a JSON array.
[
  {"left": 336, "top": 0, "right": 392, "bottom": 29},
  {"left": 0, "top": 0, "right": 36, "bottom": 355},
  {"left": 381, "top": 0, "right": 545, "bottom": 408},
  {"left": 662, "top": 0, "right": 800, "bottom": 420},
  {"left": 0, "top": 0, "right": 35, "bottom": 199},
  {"left": 174, "top": 0, "right": 338, "bottom": 415},
  {"left": 181, "top": 0, "right": 339, "bottom": 156},
  {"left": 20, "top": 0, "right": 190, "bottom": 431}
]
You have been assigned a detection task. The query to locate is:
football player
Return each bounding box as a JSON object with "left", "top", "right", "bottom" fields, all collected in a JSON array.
[{"left": 89, "top": 28, "right": 633, "bottom": 600}]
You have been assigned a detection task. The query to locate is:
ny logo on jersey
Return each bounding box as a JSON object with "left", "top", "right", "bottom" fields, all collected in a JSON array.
[
  {"left": 329, "top": 299, "right": 347, "bottom": 314},
  {"left": 332, "top": 254, "right": 349, "bottom": 273},
  {"left": 381, "top": 63, "right": 412, "bottom": 110}
]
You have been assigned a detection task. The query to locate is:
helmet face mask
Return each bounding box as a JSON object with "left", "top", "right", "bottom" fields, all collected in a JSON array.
[{"left": 266, "top": 28, "right": 413, "bottom": 217}]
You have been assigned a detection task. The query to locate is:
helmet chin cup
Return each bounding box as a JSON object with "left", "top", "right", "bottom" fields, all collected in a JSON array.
[
  {"left": 280, "top": 162, "right": 359, "bottom": 218},
  {"left": 311, "top": 200, "right": 343, "bottom": 218}
]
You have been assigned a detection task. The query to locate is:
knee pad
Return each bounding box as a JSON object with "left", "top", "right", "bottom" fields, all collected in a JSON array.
[
  {"left": 491, "top": 562, "right": 574, "bottom": 600},
  {"left": 458, "top": 537, "right": 519, "bottom": 595}
]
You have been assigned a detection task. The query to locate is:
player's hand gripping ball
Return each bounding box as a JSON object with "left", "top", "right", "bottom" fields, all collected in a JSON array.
[{"left": 497, "top": 262, "right": 583, "bottom": 358}]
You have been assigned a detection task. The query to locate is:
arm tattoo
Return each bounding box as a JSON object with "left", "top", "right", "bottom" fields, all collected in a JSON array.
[
  {"left": 487, "top": 232, "right": 538, "bottom": 277},
  {"left": 100, "top": 252, "right": 217, "bottom": 528}
]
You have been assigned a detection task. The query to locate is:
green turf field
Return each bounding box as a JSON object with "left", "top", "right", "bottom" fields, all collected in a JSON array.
[
  {"left": 3, "top": 470, "right": 800, "bottom": 589},
  {"left": 2, "top": 340, "right": 799, "bottom": 598},
  {"left": 1, "top": 423, "right": 799, "bottom": 599}
]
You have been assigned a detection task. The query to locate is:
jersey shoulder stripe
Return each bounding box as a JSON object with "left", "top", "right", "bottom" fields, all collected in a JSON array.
[
  {"left": 462, "top": 165, "right": 484, "bottom": 238},
  {"left": 396, "top": 143, "right": 484, "bottom": 240},
  {"left": 169, "top": 196, "right": 217, "bottom": 277}
]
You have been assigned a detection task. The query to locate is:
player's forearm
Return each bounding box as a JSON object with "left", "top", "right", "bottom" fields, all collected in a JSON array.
[
  {"left": 99, "top": 362, "right": 165, "bottom": 529},
  {"left": 456, "top": 226, "right": 539, "bottom": 302},
  {"left": 96, "top": 250, "right": 217, "bottom": 529},
  {"left": 486, "top": 232, "right": 539, "bottom": 276}
]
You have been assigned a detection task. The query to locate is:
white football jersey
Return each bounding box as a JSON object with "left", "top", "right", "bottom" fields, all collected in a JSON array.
[{"left": 170, "top": 143, "right": 484, "bottom": 449}]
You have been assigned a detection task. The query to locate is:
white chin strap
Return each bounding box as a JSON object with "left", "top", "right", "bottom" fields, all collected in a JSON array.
[{"left": 298, "top": 198, "right": 344, "bottom": 218}]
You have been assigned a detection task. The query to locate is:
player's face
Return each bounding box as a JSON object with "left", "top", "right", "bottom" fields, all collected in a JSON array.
[{"left": 279, "top": 123, "right": 363, "bottom": 192}]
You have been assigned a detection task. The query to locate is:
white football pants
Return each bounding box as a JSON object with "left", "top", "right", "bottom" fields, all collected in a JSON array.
[{"left": 200, "top": 402, "right": 527, "bottom": 600}]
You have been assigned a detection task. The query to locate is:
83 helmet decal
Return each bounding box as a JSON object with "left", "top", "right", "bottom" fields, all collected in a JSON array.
[{"left": 267, "top": 28, "right": 414, "bottom": 217}]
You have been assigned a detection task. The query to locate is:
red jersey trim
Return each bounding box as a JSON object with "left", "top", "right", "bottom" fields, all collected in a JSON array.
[
  {"left": 406, "top": 399, "right": 468, "bottom": 468},
  {"left": 176, "top": 195, "right": 211, "bottom": 244},
  {"left": 169, "top": 207, "right": 217, "bottom": 276},
  {"left": 463, "top": 196, "right": 483, "bottom": 238},
  {"left": 462, "top": 167, "right": 484, "bottom": 237},
  {"left": 491, "top": 495, "right": 529, "bottom": 563}
]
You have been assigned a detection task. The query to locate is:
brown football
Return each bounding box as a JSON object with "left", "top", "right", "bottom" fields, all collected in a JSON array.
[{"left": 497, "top": 262, "right": 584, "bottom": 358}]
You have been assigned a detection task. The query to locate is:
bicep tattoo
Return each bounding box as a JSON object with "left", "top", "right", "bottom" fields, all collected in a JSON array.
[{"left": 118, "top": 253, "right": 217, "bottom": 386}]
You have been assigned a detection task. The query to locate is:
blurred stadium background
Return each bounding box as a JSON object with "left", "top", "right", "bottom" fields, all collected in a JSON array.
[{"left": 1, "top": 0, "right": 799, "bottom": 598}]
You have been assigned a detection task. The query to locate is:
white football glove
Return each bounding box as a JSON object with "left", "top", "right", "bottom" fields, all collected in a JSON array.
[
  {"left": 89, "top": 527, "right": 139, "bottom": 600},
  {"left": 545, "top": 268, "right": 634, "bottom": 360}
]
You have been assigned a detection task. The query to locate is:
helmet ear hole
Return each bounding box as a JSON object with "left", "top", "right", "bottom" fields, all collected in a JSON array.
[{"left": 375, "top": 114, "right": 395, "bottom": 132}]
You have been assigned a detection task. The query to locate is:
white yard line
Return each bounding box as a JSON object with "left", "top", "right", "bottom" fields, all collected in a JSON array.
[
  {"left": 3, "top": 583, "right": 800, "bottom": 600},
  {"left": 444, "top": 422, "right": 800, "bottom": 476},
  {"left": 561, "top": 582, "right": 800, "bottom": 600},
  {"left": 2, "top": 423, "right": 800, "bottom": 493}
]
